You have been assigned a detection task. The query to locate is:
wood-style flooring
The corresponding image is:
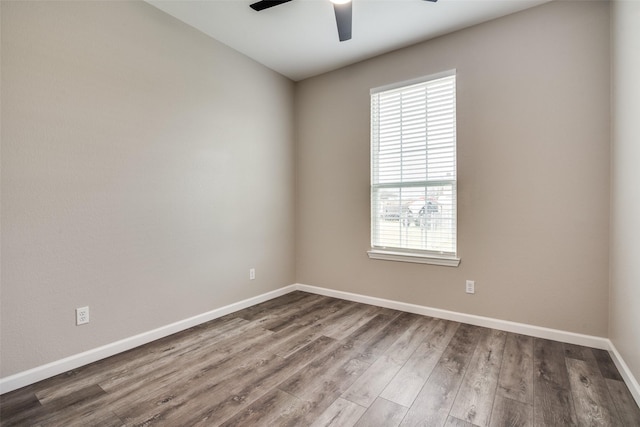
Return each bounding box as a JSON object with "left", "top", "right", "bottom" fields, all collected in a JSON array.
[{"left": 1, "top": 291, "right": 639, "bottom": 426}]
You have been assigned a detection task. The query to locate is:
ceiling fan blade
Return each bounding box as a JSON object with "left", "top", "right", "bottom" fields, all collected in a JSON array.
[
  {"left": 333, "top": 1, "right": 352, "bottom": 42},
  {"left": 423, "top": 0, "right": 438, "bottom": 2},
  {"left": 250, "top": 0, "right": 293, "bottom": 12}
]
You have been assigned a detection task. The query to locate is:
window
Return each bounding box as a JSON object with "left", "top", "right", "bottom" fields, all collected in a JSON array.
[{"left": 369, "top": 71, "right": 459, "bottom": 266}]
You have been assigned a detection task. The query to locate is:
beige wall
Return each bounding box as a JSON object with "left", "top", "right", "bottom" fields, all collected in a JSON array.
[
  {"left": 296, "top": 1, "right": 611, "bottom": 336},
  {"left": 610, "top": 0, "right": 640, "bottom": 383},
  {"left": 0, "top": 1, "right": 295, "bottom": 377}
]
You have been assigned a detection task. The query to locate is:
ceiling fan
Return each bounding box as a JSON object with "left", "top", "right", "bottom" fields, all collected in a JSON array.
[{"left": 249, "top": 0, "right": 438, "bottom": 42}]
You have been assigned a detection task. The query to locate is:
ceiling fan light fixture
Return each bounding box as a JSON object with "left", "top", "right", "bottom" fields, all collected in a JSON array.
[
  {"left": 251, "top": 0, "right": 435, "bottom": 43},
  {"left": 332, "top": 0, "right": 352, "bottom": 41}
]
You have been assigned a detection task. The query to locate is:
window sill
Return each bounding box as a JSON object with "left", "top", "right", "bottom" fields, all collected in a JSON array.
[{"left": 367, "top": 249, "right": 460, "bottom": 267}]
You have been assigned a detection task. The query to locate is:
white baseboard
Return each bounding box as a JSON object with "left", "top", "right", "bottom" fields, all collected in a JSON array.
[
  {"left": 3, "top": 282, "right": 639, "bottom": 409},
  {"left": 607, "top": 340, "right": 640, "bottom": 407},
  {"left": 293, "top": 284, "right": 610, "bottom": 349},
  {"left": 0, "top": 285, "right": 296, "bottom": 395},
  {"left": 293, "top": 283, "right": 640, "bottom": 407}
]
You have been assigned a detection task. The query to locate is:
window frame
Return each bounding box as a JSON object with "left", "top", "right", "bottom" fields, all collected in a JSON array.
[{"left": 367, "top": 70, "right": 460, "bottom": 267}]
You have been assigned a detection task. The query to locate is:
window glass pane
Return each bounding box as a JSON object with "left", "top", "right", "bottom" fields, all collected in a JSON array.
[
  {"left": 371, "top": 72, "right": 456, "bottom": 256},
  {"left": 372, "top": 184, "right": 456, "bottom": 253}
]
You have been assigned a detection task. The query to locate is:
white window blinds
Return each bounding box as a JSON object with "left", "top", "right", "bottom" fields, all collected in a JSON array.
[{"left": 371, "top": 71, "right": 457, "bottom": 257}]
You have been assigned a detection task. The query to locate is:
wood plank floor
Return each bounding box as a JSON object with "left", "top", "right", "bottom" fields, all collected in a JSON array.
[{"left": 2, "top": 291, "right": 639, "bottom": 426}]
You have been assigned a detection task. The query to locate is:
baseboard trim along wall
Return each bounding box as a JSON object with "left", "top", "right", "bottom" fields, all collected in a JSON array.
[
  {"left": 0, "top": 285, "right": 297, "bottom": 394},
  {"left": 608, "top": 339, "right": 640, "bottom": 407},
  {"left": 295, "top": 284, "right": 609, "bottom": 349},
  {"left": 294, "top": 283, "right": 640, "bottom": 407},
  {"left": 2, "top": 283, "right": 638, "bottom": 408}
]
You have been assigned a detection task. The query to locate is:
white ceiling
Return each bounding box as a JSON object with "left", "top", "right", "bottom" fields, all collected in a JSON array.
[{"left": 146, "top": 0, "right": 551, "bottom": 81}]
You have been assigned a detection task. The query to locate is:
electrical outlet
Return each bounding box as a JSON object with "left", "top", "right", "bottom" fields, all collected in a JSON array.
[
  {"left": 76, "top": 306, "right": 89, "bottom": 325},
  {"left": 249, "top": 268, "right": 256, "bottom": 280},
  {"left": 466, "top": 280, "right": 475, "bottom": 294}
]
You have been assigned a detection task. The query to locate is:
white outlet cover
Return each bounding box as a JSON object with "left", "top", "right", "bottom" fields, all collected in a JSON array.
[
  {"left": 76, "top": 306, "right": 89, "bottom": 325},
  {"left": 465, "top": 280, "right": 475, "bottom": 294}
]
